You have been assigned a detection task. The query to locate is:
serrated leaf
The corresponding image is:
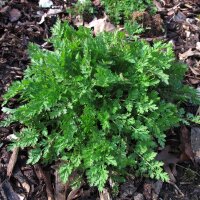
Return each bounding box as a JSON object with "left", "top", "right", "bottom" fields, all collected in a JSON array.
[{"left": 27, "top": 148, "right": 42, "bottom": 164}]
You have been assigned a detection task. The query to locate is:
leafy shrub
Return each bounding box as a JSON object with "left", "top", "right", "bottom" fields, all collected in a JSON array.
[
  {"left": 1, "top": 21, "right": 198, "bottom": 191},
  {"left": 69, "top": 0, "right": 155, "bottom": 25},
  {"left": 101, "top": 0, "right": 155, "bottom": 24},
  {"left": 69, "top": 0, "right": 94, "bottom": 17}
]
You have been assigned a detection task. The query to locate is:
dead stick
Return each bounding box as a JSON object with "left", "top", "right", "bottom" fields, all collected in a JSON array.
[
  {"left": 169, "top": 181, "right": 184, "bottom": 197},
  {"left": 7, "top": 147, "right": 19, "bottom": 177},
  {"left": 35, "top": 165, "right": 55, "bottom": 200},
  {"left": 54, "top": 170, "right": 66, "bottom": 200}
]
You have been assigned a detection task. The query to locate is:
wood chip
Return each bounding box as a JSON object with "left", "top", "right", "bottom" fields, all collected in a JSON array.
[
  {"left": 180, "top": 126, "right": 195, "bottom": 162},
  {"left": 1, "top": 179, "right": 20, "bottom": 200},
  {"left": 54, "top": 170, "right": 66, "bottom": 200},
  {"left": 86, "top": 16, "right": 115, "bottom": 35},
  {"left": 67, "top": 188, "right": 81, "bottom": 200},
  {"left": 189, "top": 78, "right": 200, "bottom": 84},
  {"left": 191, "top": 127, "right": 200, "bottom": 163},
  {"left": 189, "top": 66, "right": 200, "bottom": 75},
  {"left": 7, "top": 147, "right": 19, "bottom": 178},
  {"left": 9, "top": 8, "right": 21, "bottom": 22},
  {"left": 156, "top": 146, "right": 179, "bottom": 182},
  {"left": 196, "top": 42, "right": 200, "bottom": 51},
  {"left": 99, "top": 188, "right": 111, "bottom": 200},
  {"left": 13, "top": 166, "right": 31, "bottom": 196},
  {"left": 34, "top": 165, "right": 55, "bottom": 200},
  {"left": 153, "top": 0, "right": 164, "bottom": 11}
]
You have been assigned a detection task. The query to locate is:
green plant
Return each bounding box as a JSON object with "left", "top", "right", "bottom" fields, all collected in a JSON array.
[
  {"left": 101, "top": 0, "right": 156, "bottom": 24},
  {"left": 183, "top": 113, "right": 200, "bottom": 125},
  {"left": 1, "top": 21, "right": 198, "bottom": 191},
  {"left": 125, "top": 21, "right": 145, "bottom": 37},
  {"left": 69, "top": 0, "right": 94, "bottom": 17}
]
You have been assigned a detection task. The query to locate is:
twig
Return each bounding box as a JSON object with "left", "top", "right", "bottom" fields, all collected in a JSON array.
[
  {"left": 99, "top": 188, "right": 111, "bottom": 200},
  {"left": 34, "top": 165, "right": 55, "bottom": 200},
  {"left": 7, "top": 147, "right": 19, "bottom": 177},
  {"left": 168, "top": 181, "right": 184, "bottom": 197},
  {"left": 54, "top": 169, "right": 66, "bottom": 200}
]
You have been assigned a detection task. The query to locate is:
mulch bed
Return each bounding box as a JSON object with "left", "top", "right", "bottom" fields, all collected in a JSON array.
[{"left": 0, "top": 0, "right": 200, "bottom": 199}]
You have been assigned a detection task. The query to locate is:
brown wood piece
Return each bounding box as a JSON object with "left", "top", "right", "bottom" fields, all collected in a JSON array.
[{"left": 7, "top": 147, "right": 19, "bottom": 178}]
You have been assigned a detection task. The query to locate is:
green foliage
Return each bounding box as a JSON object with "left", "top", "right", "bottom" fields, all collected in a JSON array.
[
  {"left": 69, "top": 0, "right": 94, "bottom": 16},
  {"left": 184, "top": 113, "right": 200, "bottom": 125},
  {"left": 69, "top": 0, "right": 155, "bottom": 25},
  {"left": 101, "top": 0, "right": 156, "bottom": 24},
  {"left": 125, "top": 21, "right": 145, "bottom": 36},
  {"left": 1, "top": 21, "right": 199, "bottom": 191}
]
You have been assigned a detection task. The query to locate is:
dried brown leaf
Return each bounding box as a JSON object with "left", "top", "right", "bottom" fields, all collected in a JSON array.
[
  {"left": 9, "top": 8, "right": 21, "bottom": 22},
  {"left": 87, "top": 17, "right": 115, "bottom": 35},
  {"left": 196, "top": 42, "right": 200, "bottom": 51},
  {"left": 156, "top": 146, "right": 179, "bottom": 182},
  {"left": 179, "top": 48, "right": 194, "bottom": 60},
  {"left": 72, "top": 15, "right": 84, "bottom": 27},
  {"left": 156, "top": 146, "right": 179, "bottom": 165}
]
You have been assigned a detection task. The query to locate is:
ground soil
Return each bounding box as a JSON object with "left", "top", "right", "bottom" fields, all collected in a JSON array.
[{"left": 0, "top": 0, "right": 200, "bottom": 199}]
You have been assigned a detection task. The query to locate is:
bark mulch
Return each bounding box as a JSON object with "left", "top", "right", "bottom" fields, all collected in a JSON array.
[{"left": 0, "top": 0, "right": 200, "bottom": 199}]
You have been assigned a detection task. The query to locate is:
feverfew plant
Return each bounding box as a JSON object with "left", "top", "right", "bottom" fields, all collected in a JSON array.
[
  {"left": 70, "top": 0, "right": 94, "bottom": 16},
  {"left": 70, "top": 0, "right": 155, "bottom": 25},
  {"left": 101, "top": 0, "right": 155, "bottom": 24},
  {"left": 1, "top": 21, "right": 198, "bottom": 191}
]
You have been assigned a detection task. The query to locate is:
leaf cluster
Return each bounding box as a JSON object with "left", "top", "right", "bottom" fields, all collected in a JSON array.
[
  {"left": 101, "top": 0, "right": 155, "bottom": 24},
  {"left": 1, "top": 21, "right": 198, "bottom": 191},
  {"left": 69, "top": 0, "right": 95, "bottom": 16},
  {"left": 69, "top": 0, "right": 155, "bottom": 25}
]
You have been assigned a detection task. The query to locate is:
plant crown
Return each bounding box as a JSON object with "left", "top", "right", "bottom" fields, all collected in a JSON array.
[
  {"left": 70, "top": 0, "right": 95, "bottom": 16},
  {"left": 101, "top": 0, "right": 155, "bottom": 24},
  {"left": 70, "top": 0, "right": 155, "bottom": 24},
  {"left": 1, "top": 21, "right": 198, "bottom": 191}
]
